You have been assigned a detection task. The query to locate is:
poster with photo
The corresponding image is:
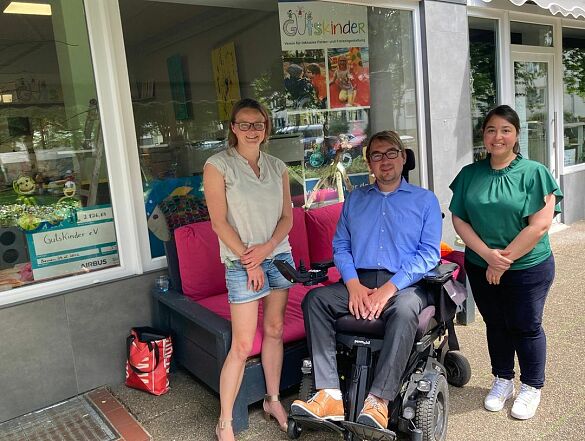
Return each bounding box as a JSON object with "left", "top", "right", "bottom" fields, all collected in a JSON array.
[
  {"left": 278, "top": 1, "right": 370, "bottom": 113},
  {"left": 282, "top": 49, "right": 327, "bottom": 110},
  {"left": 327, "top": 47, "right": 370, "bottom": 109}
]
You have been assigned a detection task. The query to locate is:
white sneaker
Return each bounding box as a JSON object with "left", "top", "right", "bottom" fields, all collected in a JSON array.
[
  {"left": 511, "top": 383, "right": 541, "bottom": 420},
  {"left": 484, "top": 377, "right": 514, "bottom": 412}
]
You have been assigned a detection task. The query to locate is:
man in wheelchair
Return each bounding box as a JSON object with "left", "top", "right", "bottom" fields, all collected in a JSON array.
[{"left": 288, "top": 130, "right": 466, "bottom": 441}]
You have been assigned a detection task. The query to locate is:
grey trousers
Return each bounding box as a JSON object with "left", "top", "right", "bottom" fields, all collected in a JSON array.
[{"left": 301, "top": 269, "right": 430, "bottom": 401}]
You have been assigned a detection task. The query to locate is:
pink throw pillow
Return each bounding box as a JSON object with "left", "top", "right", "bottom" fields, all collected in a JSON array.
[
  {"left": 175, "top": 222, "right": 227, "bottom": 300},
  {"left": 305, "top": 203, "right": 343, "bottom": 264},
  {"left": 289, "top": 208, "right": 311, "bottom": 268}
]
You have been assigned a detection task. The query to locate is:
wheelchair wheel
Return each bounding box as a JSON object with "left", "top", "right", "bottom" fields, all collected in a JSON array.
[
  {"left": 298, "top": 373, "right": 314, "bottom": 402},
  {"left": 287, "top": 418, "right": 302, "bottom": 439},
  {"left": 415, "top": 374, "right": 449, "bottom": 441},
  {"left": 444, "top": 350, "right": 471, "bottom": 387}
]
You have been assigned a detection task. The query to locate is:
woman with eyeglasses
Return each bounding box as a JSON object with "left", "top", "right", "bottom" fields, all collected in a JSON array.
[
  {"left": 204, "top": 98, "right": 293, "bottom": 440},
  {"left": 449, "top": 105, "right": 562, "bottom": 421}
]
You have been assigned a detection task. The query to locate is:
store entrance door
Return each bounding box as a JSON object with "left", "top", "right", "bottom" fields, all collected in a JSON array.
[{"left": 511, "top": 52, "right": 557, "bottom": 178}]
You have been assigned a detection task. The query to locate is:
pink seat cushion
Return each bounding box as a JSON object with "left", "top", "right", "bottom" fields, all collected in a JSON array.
[
  {"left": 175, "top": 222, "right": 226, "bottom": 301},
  {"left": 305, "top": 203, "right": 343, "bottom": 264},
  {"left": 196, "top": 284, "right": 312, "bottom": 357}
]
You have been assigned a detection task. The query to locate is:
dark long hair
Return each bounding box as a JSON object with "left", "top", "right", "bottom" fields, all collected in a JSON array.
[
  {"left": 482, "top": 105, "right": 521, "bottom": 154},
  {"left": 227, "top": 98, "right": 271, "bottom": 148}
]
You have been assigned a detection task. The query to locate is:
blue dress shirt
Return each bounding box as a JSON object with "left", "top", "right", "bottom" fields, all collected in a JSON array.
[{"left": 333, "top": 179, "right": 442, "bottom": 291}]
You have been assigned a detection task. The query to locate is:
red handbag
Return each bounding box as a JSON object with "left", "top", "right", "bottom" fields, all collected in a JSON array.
[{"left": 125, "top": 327, "right": 173, "bottom": 396}]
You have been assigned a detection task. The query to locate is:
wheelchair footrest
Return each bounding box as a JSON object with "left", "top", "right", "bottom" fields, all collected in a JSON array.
[
  {"left": 341, "top": 421, "right": 397, "bottom": 441},
  {"left": 289, "top": 415, "right": 345, "bottom": 435}
]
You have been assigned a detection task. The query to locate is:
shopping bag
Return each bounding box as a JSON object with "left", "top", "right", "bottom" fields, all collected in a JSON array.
[{"left": 125, "top": 327, "right": 173, "bottom": 396}]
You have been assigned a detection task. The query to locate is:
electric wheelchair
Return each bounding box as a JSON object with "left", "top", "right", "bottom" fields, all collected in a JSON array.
[{"left": 275, "top": 260, "right": 471, "bottom": 441}]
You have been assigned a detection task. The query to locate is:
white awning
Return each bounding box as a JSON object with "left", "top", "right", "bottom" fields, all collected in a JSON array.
[{"left": 481, "top": 0, "right": 585, "bottom": 18}]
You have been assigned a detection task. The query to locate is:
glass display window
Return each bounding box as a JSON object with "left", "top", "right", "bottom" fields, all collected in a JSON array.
[
  {"left": 119, "top": 0, "right": 421, "bottom": 258},
  {"left": 562, "top": 27, "right": 585, "bottom": 167},
  {"left": 511, "top": 21, "right": 554, "bottom": 47},
  {"left": 469, "top": 16, "right": 499, "bottom": 162},
  {"left": 0, "top": 1, "right": 119, "bottom": 291}
]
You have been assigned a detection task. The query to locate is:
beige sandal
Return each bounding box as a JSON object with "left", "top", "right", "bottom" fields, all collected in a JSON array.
[
  {"left": 263, "top": 394, "right": 288, "bottom": 432},
  {"left": 215, "top": 418, "right": 232, "bottom": 440}
]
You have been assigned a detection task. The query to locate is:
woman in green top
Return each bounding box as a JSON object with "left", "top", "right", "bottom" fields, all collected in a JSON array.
[{"left": 449, "top": 105, "right": 562, "bottom": 421}]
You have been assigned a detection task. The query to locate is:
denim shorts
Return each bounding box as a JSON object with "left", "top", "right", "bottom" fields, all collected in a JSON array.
[{"left": 225, "top": 252, "right": 294, "bottom": 304}]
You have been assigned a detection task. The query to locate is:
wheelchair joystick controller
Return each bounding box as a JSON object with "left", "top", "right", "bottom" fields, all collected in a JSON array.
[
  {"left": 274, "top": 259, "right": 329, "bottom": 286},
  {"left": 299, "top": 260, "right": 307, "bottom": 273}
]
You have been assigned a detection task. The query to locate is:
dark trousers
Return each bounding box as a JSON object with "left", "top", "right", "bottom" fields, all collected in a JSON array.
[
  {"left": 301, "top": 269, "right": 431, "bottom": 401},
  {"left": 465, "top": 254, "right": 555, "bottom": 388}
]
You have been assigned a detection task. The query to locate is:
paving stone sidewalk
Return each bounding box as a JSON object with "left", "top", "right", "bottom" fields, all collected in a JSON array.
[{"left": 111, "top": 221, "right": 585, "bottom": 441}]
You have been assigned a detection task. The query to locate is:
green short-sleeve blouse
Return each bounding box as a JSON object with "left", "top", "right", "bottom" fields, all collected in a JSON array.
[{"left": 449, "top": 154, "right": 563, "bottom": 270}]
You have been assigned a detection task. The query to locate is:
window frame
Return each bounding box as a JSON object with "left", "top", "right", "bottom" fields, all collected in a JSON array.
[
  {"left": 10, "top": 0, "right": 581, "bottom": 306},
  {"left": 0, "top": 0, "right": 144, "bottom": 308},
  {"left": 0, "top": 0, "right": 427, "bottom": 304},
  {"left": 86, "top": 0, "right": 157, "bottom": 271},
  {"left": 111, "top": 0, "right": 428, "bottom": 271}
]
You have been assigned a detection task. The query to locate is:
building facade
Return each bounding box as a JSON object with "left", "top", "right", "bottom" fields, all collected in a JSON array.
[{"left": 0, "top": 0, "right": 583, "bottom": 423}]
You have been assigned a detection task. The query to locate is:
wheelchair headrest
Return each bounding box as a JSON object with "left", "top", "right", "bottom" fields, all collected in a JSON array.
[{"left": 402, "top": 149, "right": 415, "bottom": 182}]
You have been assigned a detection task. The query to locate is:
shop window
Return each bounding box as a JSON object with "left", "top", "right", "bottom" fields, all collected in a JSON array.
[
  {"left": 119, "top": 0, "right": 420, "bottom": 259},
  {"left": 562, "top": 27, "right": 585, "bottom": 167},
  {"left": 469, "top": 17, "right": 498, "bottom": 161},
  {"left": 0, "top": 1, "right": 119, "bottom": 291},
  {"left": 510, "top": 22, "right": 553, "bottom": 47}
]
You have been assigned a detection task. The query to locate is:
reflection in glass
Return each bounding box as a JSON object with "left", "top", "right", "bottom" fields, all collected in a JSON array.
[
  {"left": 514, "top": 61, "right": 549, "bottom": 166},
  {"left": 120, "top": 1, "right": 419, "bottom": 258},
  {"left": 562, "top": 28, "right": 585, "bottom": 167},
  {"left": 511, "top": 22, "right": 554, "bottom": 47},
  {"left": 368, "top": 7, "right": 419, "bottom": 183},
  {"left": 469, "top": 17, "right": 498, "bottom": 161},
  {"left": 0, "top": 0, "right": 118, "bottom": 289}
]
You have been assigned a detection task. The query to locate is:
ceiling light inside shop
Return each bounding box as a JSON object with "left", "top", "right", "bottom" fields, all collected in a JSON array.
[{"left": 3, "top": 2, "right": 52, "bottom": 16}]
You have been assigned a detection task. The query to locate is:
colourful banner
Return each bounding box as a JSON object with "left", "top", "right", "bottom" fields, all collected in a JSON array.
[{"left": 279, "top": 2, "right": 368, "bottom": 50}]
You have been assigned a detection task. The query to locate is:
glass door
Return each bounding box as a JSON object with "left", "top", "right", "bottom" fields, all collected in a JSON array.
[{"left": 512, "top": 52, "right": 556, "bottom": 176}]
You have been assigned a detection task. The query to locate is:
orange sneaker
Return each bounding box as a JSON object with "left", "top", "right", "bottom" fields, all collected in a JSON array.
[
  {"left": 356, "top": 395, "right": 388, "bottom": 429},
  {"left": 290, "top": 390, "right": 345, "bottom": 421}
]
